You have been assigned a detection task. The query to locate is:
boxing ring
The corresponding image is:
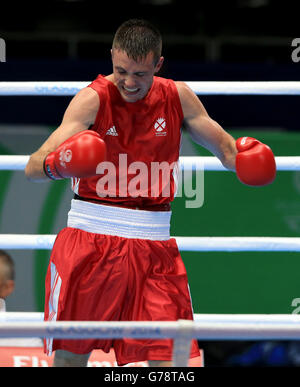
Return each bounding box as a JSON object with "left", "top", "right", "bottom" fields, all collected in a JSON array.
[{"left": 1, "top": 80, "right": 300, "bottom": 367}]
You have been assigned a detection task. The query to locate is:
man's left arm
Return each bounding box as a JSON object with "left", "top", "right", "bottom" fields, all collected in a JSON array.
[
  {"left": 176, "top": 81, "right": 276, "bottom": 186},
  {"left": 176, "top": 81, "right": 237, "bottom": 171}
]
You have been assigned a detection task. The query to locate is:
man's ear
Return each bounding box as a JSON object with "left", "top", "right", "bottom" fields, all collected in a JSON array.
[
  {"left": 0, "top": 279, "right": 15, "bottom": 299},
  {"left": 155, "top": 56, "right": 164, "bottom": 74}
]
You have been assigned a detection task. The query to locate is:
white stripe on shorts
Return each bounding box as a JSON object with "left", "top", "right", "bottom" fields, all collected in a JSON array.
[{"left": 46, "top": 262, "right": 62, "bottom": 356}]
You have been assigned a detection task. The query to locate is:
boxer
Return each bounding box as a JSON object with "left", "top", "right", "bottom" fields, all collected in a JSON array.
[{"left": 25, "top": 19, "right": 276, "bottom": 368}]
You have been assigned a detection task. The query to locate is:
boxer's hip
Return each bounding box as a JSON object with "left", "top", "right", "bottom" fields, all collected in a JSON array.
[{"left": 67, "top": 198, "right": 171, "bottom": 241}]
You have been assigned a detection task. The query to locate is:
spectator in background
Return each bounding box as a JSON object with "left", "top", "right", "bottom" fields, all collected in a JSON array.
[
  {"left": 0, "top": 250, "right": 44, "bottom": 349},
  {"left": 0, "top": 250, "right": 15, "bottom": 312}
]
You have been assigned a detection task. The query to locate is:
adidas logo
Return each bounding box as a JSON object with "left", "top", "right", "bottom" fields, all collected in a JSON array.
[{"left": 106, "top": 126, "right": 118, "bottom": 136}]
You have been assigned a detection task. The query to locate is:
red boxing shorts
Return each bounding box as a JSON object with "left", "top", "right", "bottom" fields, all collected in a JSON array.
[{"left": 44, "top": 200, "right": 200, "bottom": 366}]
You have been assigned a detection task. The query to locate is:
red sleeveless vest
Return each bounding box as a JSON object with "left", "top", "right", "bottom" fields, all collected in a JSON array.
[{"left": 71, "top": 75, "right": 183, "bottom": 210}]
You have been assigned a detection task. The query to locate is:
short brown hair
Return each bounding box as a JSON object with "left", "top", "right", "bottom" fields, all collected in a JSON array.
[
  {"left": 112, "top": 19, "right": 162, "bottom": 65},
  {"left": 0, "top": 250, "right": 15, "bottom": 281}
]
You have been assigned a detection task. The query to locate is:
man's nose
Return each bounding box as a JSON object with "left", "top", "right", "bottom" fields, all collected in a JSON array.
[{"left": 124, "top": 76, "right": 136, "bottom": 88}]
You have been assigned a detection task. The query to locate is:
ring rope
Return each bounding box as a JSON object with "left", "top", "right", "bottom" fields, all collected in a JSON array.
[
  {"left": 2, "top": 312, "right": 300, "bottom": 324},
  {"left": 2, "top": 315, "right": 300, "bottom": 366},
  {"left": 1, "top": 317, "right": 300, "bottom": 340},
  {"left": 2, "top": 314, "right": 300, "bottom": 367},
  {"left": 0, "top": 235, "right": 300, "bottom": 251},
  {"left": 1, "top": 154, "right": 298, "bottom": 252},
  {"left": 1, "top": 81, "right": 300, "bottom": 96},
  {"left": 1, "top": 155, "right": 300, "bottom": 171}
]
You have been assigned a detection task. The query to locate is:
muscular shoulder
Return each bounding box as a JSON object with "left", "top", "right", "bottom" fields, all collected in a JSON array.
[
  {"left": 74, "top": 86, "right": 100, "bottom": 112},
  {"left": 174, "top": 81, "right": 194, "bottom": 98},
  {"left": 175, "top": 81, "right": 208, "bottom": 121},
  {"left": 64, "top": 86, "right": 100, "bottom": 126}
]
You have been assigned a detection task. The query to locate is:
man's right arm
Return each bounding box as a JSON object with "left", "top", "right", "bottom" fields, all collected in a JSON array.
[
  {"left": 176, "top": 81, "right": 276, "bottom": 186},
  {"left": 25, "top": 87, "right": 99, "bottom": 182}
]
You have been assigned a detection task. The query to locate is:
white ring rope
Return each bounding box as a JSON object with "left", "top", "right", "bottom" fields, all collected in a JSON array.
[
  {"left": 0, "top": 155, "right": 300, "bottom": 171},
  {"left": 0, "top": 235, "right": 300, "bottom": 251},
  {"left": 1, "top": 313, "right": 300, "bottom": 367},
  {"left": 1, "top": 81, "right": 300, "bottom": 96},
  {"left": 1, "top": 316, "right": 300, "bottom": 341},
  {"left": 2, "top": 312, "right": 300, "bottom": 325}
]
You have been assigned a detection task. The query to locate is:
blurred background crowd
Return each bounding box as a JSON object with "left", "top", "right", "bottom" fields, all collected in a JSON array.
[{"left": 1, "top": 0, "right": 299, "bottom": 128}]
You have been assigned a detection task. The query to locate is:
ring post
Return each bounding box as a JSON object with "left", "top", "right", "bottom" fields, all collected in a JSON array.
[{"left": 172, "top": 320, "right": 194, "bottom": 367}]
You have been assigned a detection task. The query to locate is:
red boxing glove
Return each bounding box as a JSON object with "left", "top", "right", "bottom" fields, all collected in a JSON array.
[
  {"left": 43, "top": 130, "right": 106, "bottom": 180},
  {"left": 235, "top": 137, "right": 276, "bottom": 186}
]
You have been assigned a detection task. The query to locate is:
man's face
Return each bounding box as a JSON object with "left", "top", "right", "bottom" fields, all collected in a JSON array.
[{"left": 111, "top": 49, "right": 164, "bottom": 103}]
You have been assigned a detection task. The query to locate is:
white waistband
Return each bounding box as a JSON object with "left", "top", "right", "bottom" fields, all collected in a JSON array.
[{"left": 67, "top": 199, "right": 171, "bottom": 240}]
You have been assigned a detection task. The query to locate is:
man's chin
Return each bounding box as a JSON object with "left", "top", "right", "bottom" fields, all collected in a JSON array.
[{"left": 121, "top": 91, "right": 142, "bottom": 103}]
